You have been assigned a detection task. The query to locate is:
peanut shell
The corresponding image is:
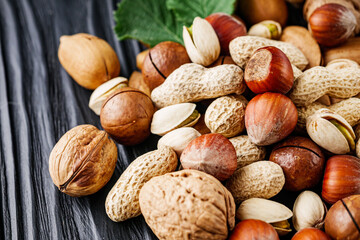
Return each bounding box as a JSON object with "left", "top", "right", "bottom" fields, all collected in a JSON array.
[
  {"left": 105, "top": 146, "right": 177, "bottom": 222},
  {"left": 205, "top": 95, "right": 248, "bottom": 138},
  {"left": 229, "top": 36, "right": 308, "bottom": 70},
  {"left": 151, "top": 63, "right": 245, "bottom": 109},
  {"left": 290, "top": 66, "right": 360, "bottom": 106},
  {"left": 226, "top": 161, "right": 285, "bottom": 203},
  {"left": 229, "top": 135, "right": 266, "bottom": 170}
]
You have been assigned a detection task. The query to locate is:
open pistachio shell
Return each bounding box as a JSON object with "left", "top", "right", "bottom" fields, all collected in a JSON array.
[
  {"left": 151, "top": 103, "right": 200, "bottom": 136},
  {"left": 293, "top": 190, "right": 327, "bottom": 231},
  {"left": 157, "top": 127, "right": 201, "bottom": 156},
  {"left": 307, "top": 108, "right": 355, "bottom": 154},
  {"left": 89, "top": 77, "right": 128, "bottom": 115},
  {"left": 236, "top": 198, "right": 293, "bottom": 235},
  {"left": 236, "top": 198, "right": 293, "bottom": 223}
]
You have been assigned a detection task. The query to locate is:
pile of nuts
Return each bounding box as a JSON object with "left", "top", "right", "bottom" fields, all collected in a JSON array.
[{"left": 51, "top": 0, "right": 360, "bottom": 239}]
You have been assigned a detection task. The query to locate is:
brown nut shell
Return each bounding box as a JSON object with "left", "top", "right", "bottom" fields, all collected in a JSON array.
[
  {"left": 58, "top": 33, "right": 120, "bottom": 90},
  {"left": 49, "top": 124, "right": 118, "bottom": 197},
  {"left": 229, "top": 219, "right": 279, "bottom": 240},
  {"left": 270, "top": 137, "right": 325, "bottom": 191},
  {"left": 237, "top": 0, "right": 288, "bottom": 27},
  {"left": 139, "top": 169, "right": 236, "bottom": 240},
  {"left": 322, "top": 155, "right": 360, "bottom": 204},
  {"left": 325, "top": 195, "right": 360, "bottom": 240},
  {"left": 100, "top": 87, "right": 154, "bottom": 146},
  {"left": 245, "top": 92, "right": 298, "bottom": 146},
  {"left": 292, "top": 228, "right": 331, "bottom": 240},
  {"left": 280, "top": 26, "right": 322, "bottom": 68},
  {"left": 180, "top": 133, "right": 237, "bottom": 181},
  {"left": 142, "top": 41, "right": 190, "bottom": 91}
]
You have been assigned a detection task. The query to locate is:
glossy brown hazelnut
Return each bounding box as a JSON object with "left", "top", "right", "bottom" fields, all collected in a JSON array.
[
  {"left": 205, "top": 13, "right": 247, "bottom": 55},
  {"left": 292, "top": 228, "right": 331, "bottom": 240},
  {"left": 270, "top": 137, "right": 325, "bottom": 191},
  {"left": 180, "top": 133, "right": 237, "bottom": 181},
  {"left": 325, "top": 195, "right": 360, "bottom": 240},
  {"left": 244, "top": 46, "right": 294, "bottom": 94},
  {"left": 229, "top": 219, "right": 279, "bottom": 240},
  {"left": 100, "top": 87, "right": 154, "bottom": 146},
  {"left": 322, "top": 155, "right": 360, "bottom": 204},
  {"left": 49, "top": 125, "right": 118, "bottom": 197},
  {"left": 309, "top": 3, "right": 357, "bottom": 47},
  {"left": 142, "top": 41, "right": 190, "bottom": 91},
  {"left": 245, "top": 92, "right": 298, "bottom": 146}
]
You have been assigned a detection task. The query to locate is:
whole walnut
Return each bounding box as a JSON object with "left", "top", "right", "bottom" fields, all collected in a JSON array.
[
  {"left": 49, "top": 125, "right": 118, "bottom": 197},
  {"left": 100, "top": 87, "right": 154, "bottom": 145},
  {"left": 139, "top": 170, "right": 236, "bottom": 240}
]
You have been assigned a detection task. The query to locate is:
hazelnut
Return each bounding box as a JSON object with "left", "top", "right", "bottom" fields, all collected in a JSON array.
[
  {"left": 205, "top": 13, "right": 247, "bottom": 55},
  {"left": 229, "top": 219, "right": 279, "bottom": 240},
  {"left": 180, "top": 133, "right": 237, "bottom": 181},
  {"left": 270, "top": 137, "right": 325, "bottom": 191},
  {"left": 322, "top": 155, "right": 360, "bottom": 204},
  {"left": 244, "top": 46, "right": 294, "bottom": 94},
  {"left": 100, "top": 87, "right": 154, "bottom": 145},
  {"left": 142, "top": 41, "right": 190, "bottom": 91},
  {"left": 292, "top": 228, "right": 331, "bottom": 240},
  {"left": 325, "top": 195, "right": 360, "bottom": 240},
  {"left": 58, "top": 33, "right": 120, "bottom": 90},
  {"left": 49, "top": 125, "right": 118, "bottom": 197},
  {"left": 309, "top": 3, "right": 357, "bottom": 47},
  {"left": 245, "top": 92, "right": 298, "bottom": 146}
]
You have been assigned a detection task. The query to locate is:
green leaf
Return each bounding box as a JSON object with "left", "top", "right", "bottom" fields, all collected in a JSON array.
[
  {"left": 166, "top": 0, "right": 236, "bottom": 27},
  {"left": 114, "top": 0, "right": 183, "bottom": 47}
]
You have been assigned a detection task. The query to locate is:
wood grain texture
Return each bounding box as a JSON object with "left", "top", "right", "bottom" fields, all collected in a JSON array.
[
  {"left": 0, "top": 0, "right": 158, "bottom": 239},
  {"left": 0, "top": 0, "right": 316, "bottom": 239}
]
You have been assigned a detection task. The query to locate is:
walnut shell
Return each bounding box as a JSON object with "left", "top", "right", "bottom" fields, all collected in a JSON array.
[
  {"left": 139, "top": 170, "right": 236, "bottom": 240},
  {"left": 49, "top": 125, "right": 118, "bottom": 197},
  {"left": 58, "top": 33, "right": 120, "bottom": 90},
  {"left": 100, "top": 87, "right": 154, "bottom": 145}
]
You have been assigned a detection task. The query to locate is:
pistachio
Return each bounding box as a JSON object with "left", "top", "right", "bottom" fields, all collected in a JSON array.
[
  {"left": 326, "top": 59, "right": 360, "bottom": 71},
  {"left": 88, "top": 77, "right": 128, "bottom": 115},
  {"left": 236, "top": 198, "right": 293, "bottom": 236},
  {"left": 183, "top": 17, "right": 220, "bottom": 66},
  {"left": 157, "top": 127, "right": 201, "bottom": 156},
  {"left": 151, "top": 103, "right": 200, "bottom": 136},
  {"left": 248, "top": 20, "right": 282, "bottom": 39},
  {"left": 307, "top": 108, "right": 356, "bottom": 154},
  {"left": 293, "top": 191, "right": 327, "bottom": 231}
]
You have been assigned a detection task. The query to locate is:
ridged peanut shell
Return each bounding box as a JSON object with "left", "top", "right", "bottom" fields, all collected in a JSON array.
[
  {"left": 229, "top": 36, "right": 308, "bottom": 70},
  {"left": 49, "top": 125, "right": 118, "bottom": 197},
  {"left": 105, "top": 146, "right": 178, "bottom": 222},
  {"left": 205, "top": 95, "right": 248, "bottom": 138},
  {"left": 226, "top": 161, "right": 285, "bottom": 203},
  {"left": 151, "top": 63, "right": 245, "bottom": 108},
  {"left": 290, "top": 66, "right": 360, "bottom": 106},
  {"left": 58, "top": 33, "right": 120, "bottom": 90},
  {"left": 139, "top": 170, "right": 236, "bottom": 240},
  {"left": 297, "top": 98, "right": 360, "bottom": 130},
  {"left": 229, "top": 135, "right": 266, "bottom": 170}
]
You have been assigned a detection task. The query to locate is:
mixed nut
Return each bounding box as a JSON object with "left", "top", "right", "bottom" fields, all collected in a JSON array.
[{"left": 50, "top": 1, "right": 360, "bottom": 239}]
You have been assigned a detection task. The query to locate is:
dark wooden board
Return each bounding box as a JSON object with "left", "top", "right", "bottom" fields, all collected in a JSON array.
[{"left": 0, "top": 0, "right": 314, "bottom": 239}]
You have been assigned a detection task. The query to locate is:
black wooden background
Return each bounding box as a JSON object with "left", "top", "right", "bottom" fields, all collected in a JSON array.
[{"left": 0, "top": 0, "right": 310, "bottom": 239}]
